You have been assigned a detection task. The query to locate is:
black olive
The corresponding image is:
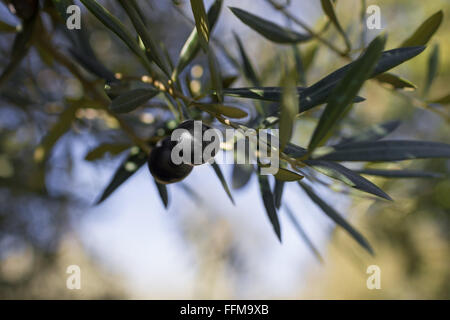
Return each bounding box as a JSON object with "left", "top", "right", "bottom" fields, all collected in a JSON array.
[
  {"left": 148, "top": 137, "right": 193, "bottom": 184},
  {"left": 171, "top": 120, "right": 220, "bottom": 166}
]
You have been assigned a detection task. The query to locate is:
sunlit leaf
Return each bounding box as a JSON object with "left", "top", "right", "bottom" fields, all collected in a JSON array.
[
  {"left": 308, "top": 34, "right": 386, "bottom": 152},
  {"left": 299, "top": 182, "right": 374, "bottom": 255},
  {"left": 357, "top": 169, "right": 443, "bottom": 179},
  {"left": 279, "top": 68, "right": 298, "bottom": 150},
  {"left": 190, "top": 0, "right": 210, "bottom": 51},
  {"left": 375, "top": 73, "right": 416, "bottom": 90},
  {"left": 211, "top": 162, "right": 235, "bottom": 204},
  {"left": 315, "top": 140, "right": 450, "bottom": 162},
  {"left": 118, "top": 0, "right": 169, "bottom": 75},
  {"left": 320, "top": 0, "right": 351, "bottom": 51},
  {"left": 208, "top": 49, "right": 223, "bottom": 102},
  {"left": 274, "top": 168, "right": 304, "bottom": 182},
  {"left": 194, "top": 103, "right": 247, "bottom": 118},
  {"left": 172, "top": 0, "right": 223, "bottom": 80},
  {"left": 258, "top": 173, "right": 282, "bottom": 241},
  {"left": 401, "top": 10, "right": 443, "bottom": 47},
  {"left": 305, "top": 160, "right": 392, "bottom": 200},
  {"left": 109, "top": 88, "right": 159, "bottom": 113},
  {"left": 229, "top": 7, "right": 311, "bottom": 44}
]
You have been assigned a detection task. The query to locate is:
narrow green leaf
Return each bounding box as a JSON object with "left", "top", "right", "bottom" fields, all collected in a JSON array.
[
  {"left": 357, "top": 169, "right": 443, "bottom": 179},
  {"left": 229, "top": 7, "right": 311, "bottom": 44},
  {"left": 273, "top": 180, "right": 284, "bottom": 209},
  {"left": 308, "top": 34, "right": 386, "bottom": 152},
  {"left": 424, "top": 44, "right": 439, "bottom": 96},
  {"left": 34, "top": 103, "right": 78, "bottom": 163},
  {"left": 231, "top": 164, "right": 253, "bottom": 189},
  {"left": 194, "top": 103, "right": 247, "bottom": 118},
  {"left": 315, "top": 140, "right": 450, "bottom": 162},
  {"left": 0, "top": 20, "right": 17, "bottom": 33},
  {"left": 274, "top": 168, "right": 304, "bottom": 182},
  {"left": 375, "top": 73, "right": 416, "bottom": 90},
  {"left": 299, "top": 182, "right": 374, "bottom": 255},
  {"left": 80, "top": 0, "right": 142, "bottom": 57},
  {"left": 401, "top": 10, "right": 443, "bottom": 47},
  {"left": 85, "top": 144, "right": 131, "bottom": 161},
  {"left": 300, "top": 46, "right": 425, "bottom": 112},
  {"left": 96, "top": 147, "right": 147, "bottom": 204},
  {"left": 208, "top": 49, "right": 223, "bottom": 103},
  {"left": 118, "top": 0, "right": 169, "bottom": 76},
  {"left": 429, "top": 93, "right": 450, "bottom": 105},
  {"left": 0, "top": 18, "right": 35, "bottom": 86},
  {"left": 320, "top": 0, "right": 351, "bottom": 51},
  {"left": 172, "top": 0, "right": 223, "bottom": 80},
  {"left": 155, "top": 180, "right": 169, "bottom": 208},
  {"left": 258, "top": 173, "right": 282, "bottom": 241},
  {"left": 302, "top": 43, "right": 319, "bottom": 72},
  {"left": 304, "top": 160, "right": 392, "bottom": 200},
  {"left": 284, "top": 204, "right": 323, "bottom": 263},
  {"left": 279, "top": 69, "right": 299, "bottom": 151},
  {"left": 234, "top": 33, "right": 260, "bottom": 86},
  {"left": 337, "top": 120, "right": 401, "bottom": 145},
  {"left": 211, "top": 162, "right": 235, "bottom": 205},
  {"left": 292, "top": 45, "right": 306, "bottom": 86},
  {"left": 109, "top": 88, "right": 159, "bottom": 114},
  {"left": 190, "top": 0, "right": 210, "bottom": 51}
]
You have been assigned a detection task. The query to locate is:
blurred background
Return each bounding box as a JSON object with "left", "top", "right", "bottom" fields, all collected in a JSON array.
[{"left": 0, "top": 0, "right": 449, "bottom": 299}]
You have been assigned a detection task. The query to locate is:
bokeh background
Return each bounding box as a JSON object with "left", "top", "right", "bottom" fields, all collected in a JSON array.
[{"left": 0, "top": 0, "right": 449, "bottom": 299}]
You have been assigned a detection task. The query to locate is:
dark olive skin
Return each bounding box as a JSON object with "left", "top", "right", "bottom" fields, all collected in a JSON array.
[
  {"left": 148, "top": 137, "right": 193, "bottom": 184},
  {"left": 172, "top": 120, "right": 219, "bottom": 165}
]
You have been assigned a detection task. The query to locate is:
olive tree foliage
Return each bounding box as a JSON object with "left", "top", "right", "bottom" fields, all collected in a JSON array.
[{"left": 0, "top": 0, "right": 449, "bottom": 259}]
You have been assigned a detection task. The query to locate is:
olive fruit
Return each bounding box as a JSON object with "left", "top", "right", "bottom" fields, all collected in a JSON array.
[
  {"left": 171, "top": 120, "right": 219, "bottom": 166},
  {"left": 148, "top": 137, "right": 193, "bottom": 184}
]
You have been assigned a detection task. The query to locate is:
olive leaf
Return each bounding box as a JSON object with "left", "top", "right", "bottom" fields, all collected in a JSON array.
[
  {"left": 118, "top": 0, "right": 170, "bottom": 76},
  {"left": 85, "top": 144, "right": 131, "bottom": 161},
  {"left": 299, "top": 182, "right": 374, "bottom": 255},
  {"left": 401, "top": 10, "right": 443, "bottom": 47},
  {"left": 80, "top": 0, "right": 143, "bottom": 57},
  {"left": 155, "top": 180, "right": 169, "bottom": 208},
  {"left": 109, "top": 88, "right": 159, "bottom": 113},
  {"left": 273, "top": 180, "right": 284, "bottom": 209},
  {"left": 96, "top": 147, "right": 147, "bottom": 204},
  {"left": 234, "top": 33, "right": 260, "bottom": 86},
  {"left": 208, "top": 49, "right": 223, "bottom": 103},
  {"left": 190, "top": 0, "right": 210, "bottom": 51},
  {"left": 308, "top": 34, "right": 386, "bottom": 152},
  {"left": 229, "top": 7, "right": 311, "bottom": 44},
  {"left": 284, "top": 204, "right": 323, "bottom": 263},
  {"left": 231, "top": 164, "right": 253, "bottom": 189},
  {"left": 0, "top": 20, "right": 17, "bottom": 33},
  {"left": 258, "top": 173, "right": 282, "bottom": 241},
  {"left": 320, "top": 0, "right": 351, "bottom": 51},
  {"left": 424, "top": 44, "right": 439, "bottom": 96},
  {"left": 336, "top": 120, "right": 401, "bottom": 145},
  {"left": 279, "top": 67, "right": 299, "bottom": 151},
  {"left": 356, "top": 169, "right": 443, "bottom": 179},
  {"left": 211, "top": 162, "right": 235, "bottom": 205},
  {"left": 315, "top": 140, "right": 450, "bottom": 162},
  {"left": 428, "top": 93, "right": 450, "bottom": 105},
  {"left": 172, "top": 0, "right": 223, "bottom": 80},
  {"left": 304, "top": 160, "right": 392, "bottom": 200},
  {"left": 375, "top": 73, "right": 416, "bottom": 90},
  {"left": 274, "top": 168, "right": 304, "bottom": 182}
]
